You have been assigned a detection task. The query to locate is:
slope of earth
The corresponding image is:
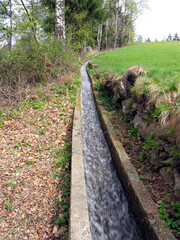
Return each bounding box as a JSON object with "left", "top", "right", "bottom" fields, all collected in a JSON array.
[{"left": 0, "top": 77, "right": 80, "bottom": 239}]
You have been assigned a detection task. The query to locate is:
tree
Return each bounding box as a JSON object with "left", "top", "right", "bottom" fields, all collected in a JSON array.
[
  {"left": 41, "top": 0, "right": 104, "bottom": 48},
  {"left": 0, "top": 0, "right": 46, "bottom": 48},
  {"left": 0, "top": 0, "right": 13, "bottom": 48},
  {"left": 101, "top": 0, "right": 147, "bottom": 49},
  {"left": 55, "top": 0, "right": 65, "bottom": 41},
  {"left": 173, "top": 32, "right": 179, "bottom": 41},
  {"left": 146, "top": 37, "right": 151, "bottom": 42},
  {"left": 65, "top": 0, "right": 104, "bottom": 49},
  {"left": 137, "top": 35, "right": 143, "bottom": 42},
  {"left": 5, "top": 0, "right": 147, "bottom": 51},
  {"left": 20, "top": 0, "right": 38, "bottom": 42},
  {"left": 167, "top": 33, "right": 172, "bottom": 41}
]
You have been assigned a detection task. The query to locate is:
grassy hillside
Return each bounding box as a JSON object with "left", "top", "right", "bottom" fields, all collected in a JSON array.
[
  {"left": 92, "top": 41, "right": 180, "bottom": 92},
  {"left": 91, "top": 41, "right": 180, "bottom": 151}
]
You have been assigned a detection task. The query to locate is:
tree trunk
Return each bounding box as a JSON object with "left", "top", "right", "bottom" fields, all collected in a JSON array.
[
  {"left": 9, "top": 0, "right": 12, "bottom": 50},
  {"left": 30, "top": 0, "right": 37, "bottom": 35},
  {"left": 114, "top": 9, "right": 118, "bottom": 48},
  {"left": 105, "top": 19, "right": 108, "bottom": 51},
  {"left": 55, "top": 0, "right": 65, "bottom": 42},
  {"left": 20, "top": 0, "right": 38, "bottom": 42},
  {"left": 84, "top": 37, "right": 86, "bottom": 51},
  {"left": 97, "top": 24, "right": 102, "bottom": 51}
]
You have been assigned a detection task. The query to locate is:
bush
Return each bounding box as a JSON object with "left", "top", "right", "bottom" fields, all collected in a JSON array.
[{"left": 0, "top": 36, "right": 77, "bottom": 88}]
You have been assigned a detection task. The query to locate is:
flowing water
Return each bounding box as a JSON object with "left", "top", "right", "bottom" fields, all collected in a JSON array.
[{"left": 81, "top": 62, "right": 143, "bottom": 240}]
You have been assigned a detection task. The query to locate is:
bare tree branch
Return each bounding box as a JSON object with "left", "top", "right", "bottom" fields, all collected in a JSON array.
[{"left": 19, "top": 0, "right": 38, "bottom": 42}]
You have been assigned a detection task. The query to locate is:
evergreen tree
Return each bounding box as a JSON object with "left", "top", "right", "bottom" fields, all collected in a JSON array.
[
  {"left": 137, "top": 35, "right": 143, "bottom": 43},
  {"left": 41, "top": 0, "right": 104, "bottom": 49},
  {"left": 167, "top": 33, "right": 172, "bottom": 41},
  {"left": 0, "top": 0, "right": 148, "bottom": 50},
  {"left": 173, "top": 32, "right": 179, "bottom": 41}
]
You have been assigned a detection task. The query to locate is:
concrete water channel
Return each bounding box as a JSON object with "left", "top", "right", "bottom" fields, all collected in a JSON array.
[{"left": 69, "top": 62, "right": 176, "bottom": 240}]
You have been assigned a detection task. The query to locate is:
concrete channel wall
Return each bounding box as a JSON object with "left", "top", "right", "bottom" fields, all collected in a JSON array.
[
  {"left": 87, "top": 67, "right": 176, "bottom": 240},
  {"left": 70, "top": 67, "right": 176, "bottom": 240},
  {"left": 69, "top": 89, "right": 92, "bottom": 240}
]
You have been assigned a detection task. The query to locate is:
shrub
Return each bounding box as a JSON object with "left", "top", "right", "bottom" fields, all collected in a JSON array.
[{"left": 0, "top": 37, "right": 77, "bottom": 92}]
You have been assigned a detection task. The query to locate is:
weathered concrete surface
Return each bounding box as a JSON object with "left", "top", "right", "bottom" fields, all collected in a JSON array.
[
  {"left": 88, "top": 71, "right": 176, "bottom": 240},
  {"left": 69, "top": 89, "right": 91, "bottom": 240}
]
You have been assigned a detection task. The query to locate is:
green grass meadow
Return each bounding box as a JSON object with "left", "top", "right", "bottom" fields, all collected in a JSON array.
[{"left": 92, "top": 41, "right": 180, "bottom": 92}]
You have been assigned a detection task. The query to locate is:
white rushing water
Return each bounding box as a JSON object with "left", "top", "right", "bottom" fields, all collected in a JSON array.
[{"left": 81, "top": 62, "right": 143, "bottom": 240}]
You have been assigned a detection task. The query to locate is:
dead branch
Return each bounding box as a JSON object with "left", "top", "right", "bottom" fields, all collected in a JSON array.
[{"left": 20, "top": 0, "right": 38, "bottom": 42}]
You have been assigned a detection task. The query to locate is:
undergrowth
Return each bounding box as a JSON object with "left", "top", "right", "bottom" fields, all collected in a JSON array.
[
  {"left": 51, "top": 140, "right": 71, "bottom": 239},
  {"left": 159, "top": 196, "right": 180, "bottom": 236},
  {"left": 0, "top": 37, "right": 78, "bottom": 103}
]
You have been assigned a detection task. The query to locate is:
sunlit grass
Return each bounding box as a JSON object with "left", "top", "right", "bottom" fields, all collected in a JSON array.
[
  {"left": 92, "top": 41, "right": 180, "bottom": 92},
  {"left": 91, "top": 41, "right": 180, "bottom": 146}
]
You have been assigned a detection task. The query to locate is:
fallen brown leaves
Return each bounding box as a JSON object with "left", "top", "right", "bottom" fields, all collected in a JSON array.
[{"left": 0, "top": 82, "right": 76, "bottom": 239}]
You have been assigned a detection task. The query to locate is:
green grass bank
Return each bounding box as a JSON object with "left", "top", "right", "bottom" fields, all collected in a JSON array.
[
  {"left": 91, "top": 41, "right": 180, "bottom": 150},
  {"left": 92, "top": 41, "right": 180, "bottom": 92}
]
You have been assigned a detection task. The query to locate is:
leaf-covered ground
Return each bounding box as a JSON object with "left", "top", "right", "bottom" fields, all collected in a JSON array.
[{"left": 0, "top": 79, "right": 79, "bottom": 239}]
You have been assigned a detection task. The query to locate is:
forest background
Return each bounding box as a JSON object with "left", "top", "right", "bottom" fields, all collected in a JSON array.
[{"left": 0, "top": 0, "right": 147, "bottom": 95}]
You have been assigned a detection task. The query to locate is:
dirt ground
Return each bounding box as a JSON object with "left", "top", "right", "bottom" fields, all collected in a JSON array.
[{"left": 0, "top": 82, "right": 76, "bottom": 239}]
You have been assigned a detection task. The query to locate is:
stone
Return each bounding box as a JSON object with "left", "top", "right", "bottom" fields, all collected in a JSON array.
[
  {"left": 161, "top": 158, "right": 173, "bottom": 166},
  {"left": 106, "top": 79, "right": 117, "bottom": 92},
  {"left": 132, "top": 102, "right": 138, "bottom": 110},
  {"left": 146, "top": 123, "right": 159, "bottom": 138},
  {"left": 167, "top": 134, "right": 177, "bottom": 146},
  {"left": 104, "top": 73, "right": 115, "bottom": 81},
  {"left": 126, "top": 66, "right": 144, "bottom": 85},
  {"left": 148, "top": 149, "right": 163, "bottom": 166},
  {"left": 159, "top": 151, "right": 169, "bottom": 161},
  {"left": 173, "top": 172, "right": 180, "bottom": 197},
  {"left": 122, "top": 98, "right": 136, "bottom": 116},
  {"left": 122, "top": 100, "right": 129, "bottom": 114},
  {"left": 112, "top": 77, "right": 128, "bottom": 103},
  {"left": 95, "top": 72, "right": 101, "bottom": 79},
  {"left": 163, "top": 143, "right": 172, "bottom": 153},
  {"left": 53, "top": 225, "right": 58, "bottom": 234},
  {"left": 157, "top": 132, "right": 167, "bottom": 141},
  {"left": 86, "top": 46, "right": 92, "bottom": 52},
  {"left": 133, "top": 114, "right": 148, "bottom": 138},
  {"left": 156, "top": 126, "right": 169, "bottom": 141},
  {"left": 160, "top": 167, "right": 174, "bottom": 187},
  {"left": 57, "top": 226, "right": 67, "bottom": 234}
]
